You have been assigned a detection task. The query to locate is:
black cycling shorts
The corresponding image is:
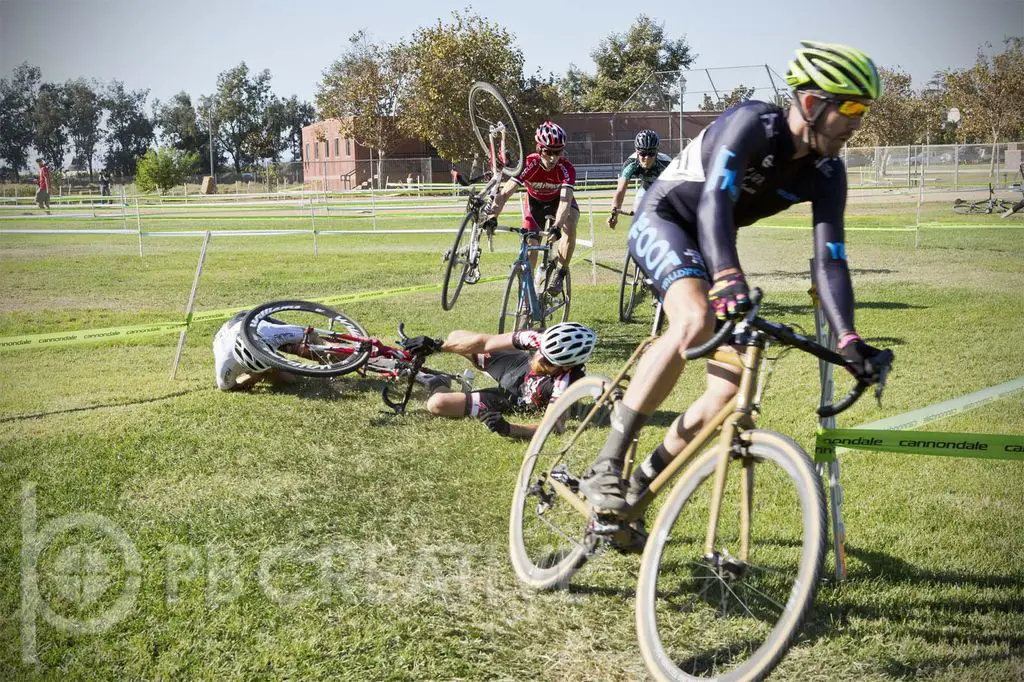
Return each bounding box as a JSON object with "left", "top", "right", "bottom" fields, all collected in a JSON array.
[
  {"left": 626, "top": 208, "right": 710, "bottom": 300},
  {"left": 463, "top": 350, "right": 530, "bottom": 417},
  {"left": 524, "top": 195, "right": 580, "bottom": 233}
]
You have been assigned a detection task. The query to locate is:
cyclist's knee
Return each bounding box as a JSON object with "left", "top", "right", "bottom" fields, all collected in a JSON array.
[{"left": 426, "top": 393, "right": 449, "bottom": 416}]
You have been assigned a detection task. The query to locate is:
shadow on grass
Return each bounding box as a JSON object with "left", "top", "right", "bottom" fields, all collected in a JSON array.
[
  {"left": 0, "top": 389, "right": 202, "bottom": 423},
  {"left": 800, "top": 544, "right": 1024, "bottom": 665}
]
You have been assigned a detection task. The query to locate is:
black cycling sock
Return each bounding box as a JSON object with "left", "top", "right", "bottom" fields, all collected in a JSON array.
[
  {"left": 638, "top": 444, "right": 671, "bottom": 480},
  {"left": 592, "top": 403, "right": 649, "bottom": 472}
]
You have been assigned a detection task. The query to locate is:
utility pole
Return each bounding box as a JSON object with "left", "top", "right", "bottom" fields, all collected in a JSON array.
[{"left": 207, "top": 102, "right": 215, "bottom": 179}]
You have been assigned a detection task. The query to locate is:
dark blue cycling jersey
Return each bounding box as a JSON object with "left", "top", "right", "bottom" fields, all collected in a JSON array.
[
  {"left": 619, "top": 152, "right": 672, "bottom": 190},
  {"left": 638, "top": 100, "right": 856, "bottom": 337}
]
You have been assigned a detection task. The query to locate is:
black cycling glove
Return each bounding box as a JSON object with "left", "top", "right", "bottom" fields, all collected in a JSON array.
[
  {"left": 838, "top": 335, "right": 891, "bottom": 382},
  {"left": 479, "top": 410, "right": 511, "bottom": 437},
  {"left": 402, "top": 335, "right": 444, "bottom": 356}
]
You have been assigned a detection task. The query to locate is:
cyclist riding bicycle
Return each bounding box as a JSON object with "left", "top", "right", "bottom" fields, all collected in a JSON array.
[
  {"left": 579, "top": 40, "right": 894, "bottom": 513},
  {"left": 404, "top": 322, "right": 596, "bottom": 440},
  {"left": 481, "top": 121, "right": 580, "bottom": 295},
  {"left": 608, "top": 129, "right": 672, "bottom": 228},
  {"left": 213, "top": 310, "right": 314, "bottom": 391}
]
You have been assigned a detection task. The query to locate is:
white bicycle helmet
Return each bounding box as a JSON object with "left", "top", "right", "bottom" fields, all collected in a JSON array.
[
  {"left": 540, "top": 322, "right": 597, "bottom": 366},
  {"left": 233, "top": 334, "right": 270, "bottom": 373}
]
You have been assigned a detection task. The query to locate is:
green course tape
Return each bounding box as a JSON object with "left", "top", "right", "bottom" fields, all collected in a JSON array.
[
  {"left": 0, "top": 277, "right": 507, "bottom": 351},
  {"left": 815, "top": 428, "right": 1024, "bottom": 462},
  {"left": 0, "top": 322, "right": 186, "bottom": 351}
]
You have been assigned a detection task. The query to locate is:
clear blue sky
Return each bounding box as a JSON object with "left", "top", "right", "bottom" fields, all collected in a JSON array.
[{"left": 1, "top": 0, "right": 1021, "bottom": 109}]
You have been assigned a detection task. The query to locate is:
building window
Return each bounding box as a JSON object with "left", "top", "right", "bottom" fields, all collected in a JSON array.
[
  {"left": 345, "top": 139, "right": 351, "bottom": 156},
  {"left": 305, "top": 143, "right": 310, "bottom": 160},
  {"left": 334, "top": 138, "right": 340, "bottom": 156},
  {"left": 314, "top": 141, "right": 319, "bottom": 160},
  {"left": 325, "top": 140, "right": 329, "bottom": 158}
]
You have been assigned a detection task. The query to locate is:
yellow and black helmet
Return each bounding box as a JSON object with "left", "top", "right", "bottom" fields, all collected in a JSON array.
[{"left": 785, "top": 40, "right": 881, "bottom": 100}]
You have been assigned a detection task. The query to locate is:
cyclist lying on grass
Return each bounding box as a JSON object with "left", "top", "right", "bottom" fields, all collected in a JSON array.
[
  {"left": 404, "top": 322, "right": 597, "bottom": 440},
  {"left": 213, "top": 310, "right": 317, "bottom": 391}
]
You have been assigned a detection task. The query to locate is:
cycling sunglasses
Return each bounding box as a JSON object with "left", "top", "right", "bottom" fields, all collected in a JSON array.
[
  {"left": 832, "top": 99, "right": 870, "bottom": 118},
  {"left": 637, "top": 150, "right": 657, "bottom": 158},
  {"left": 540, "top": 147, "right": 563, "bottom": 157}
]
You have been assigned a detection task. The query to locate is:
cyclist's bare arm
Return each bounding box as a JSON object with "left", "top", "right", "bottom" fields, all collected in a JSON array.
[
  {"left": 610, "top": 176, "right": 629, "bottom": 213},
  {"left": 486, "top": 178, "right": 519, "bottom": 218},
  {"left": 441, "top": 330, "right": 517, "bottom": 356},
  {"left": 553, "top": 186, "right": 577, "bottom": 229}
]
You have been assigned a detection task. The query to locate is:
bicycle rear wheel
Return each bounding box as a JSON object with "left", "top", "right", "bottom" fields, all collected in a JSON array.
[
  {"left": 240, "top": 300, "right": 370, "bottom": 377},
  {"left": 636, "top": 430, "right": 827, "bottom": 682},
  {"left": 619, "top": 253, "right": 645, "bottom": 322},
  {"left": 469, "top": 82, "right": 526, "bottom": 177},
  {"left": 509, "top": 376, "right": 617, "bottom": 590},
  {"left": 498, "top": 263, "right": 530, "bottom": 333},
  {"left": 441, "top": 209, "right": 479, "bottom": 311}
]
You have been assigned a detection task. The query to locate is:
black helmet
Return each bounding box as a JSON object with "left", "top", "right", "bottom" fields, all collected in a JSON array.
[{"left": 634, "top": 129, "right": 660, "bottom": 152}]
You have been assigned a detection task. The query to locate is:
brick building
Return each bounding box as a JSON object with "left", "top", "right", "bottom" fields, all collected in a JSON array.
[{"left": 302, "top": 110, "right": 722, "bottom": 187}]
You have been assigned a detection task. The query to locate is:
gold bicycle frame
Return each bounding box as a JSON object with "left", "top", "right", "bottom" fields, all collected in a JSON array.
[{"left": 543, "top": 333, "right": 766, "bottom": 562}]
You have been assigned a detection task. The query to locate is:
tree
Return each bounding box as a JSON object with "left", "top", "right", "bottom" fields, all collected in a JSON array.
[
  {"left": 556, "top": 65, "right": 588, "bottom": 112},
  {"left": 317, "top": 31, "right": 409, "bottom": 186},
  {"left": 135, "top": 147, "right": 198, "bottom": 193},
  {"left": 576, "top": 15, "right": 696, "bottom": 112},
  {"left": 103, "top": 80, "right": 154, "bottom": 178},
  {"left": 32, "top": 82, "right": 70, "bottom": 170},
  {"left": 64, "top": 78, "right": 104, "bottom": 177},
  {"left": 0, "top": 62, "right": 42, "bottom": 178},
  {"left": 153, "top": 91, "right": 211, "bottom": 174},
  {"left": 401, "top": 9, "right": 525, "bottom": 162},
  {"left": 944, "top": 37, "right": 1024, "bottom": 149},
  {"left": 698, "top": 85, "right": 755, "bottom": 112},
  {"left": 279, "top": 95, "right": 315, "bottom": 161},
  {"left": 850, "top": 66, "right": 918, "bottom": 147},
  {"left": 212, "top": 62, "right": 281, "bottom": 172},
  {"left": 516, "top": 71, "right": 565, "bottom": 132}
]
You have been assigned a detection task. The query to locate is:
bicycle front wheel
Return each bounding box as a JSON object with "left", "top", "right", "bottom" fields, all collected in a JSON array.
[
  {"left": 441, "top": 210, "right": 478, "bottom": 311},
  {"left": 240, "top": 300, "right": 370, "bottom": 377},
  {"left": 509, "top": 376, "right": 617, "bottom": 590},
  {"left": 498, "top": 263, "right": 529, "bottom": 333},
  {"left": 469, "top": 82, "right": 526, "bottom": 177},
  {"left": 619, "top": 253, "right": 645, "bottom": 322},
  {"left": 636, "top": 430, "right": 827, "bottom": 682}
]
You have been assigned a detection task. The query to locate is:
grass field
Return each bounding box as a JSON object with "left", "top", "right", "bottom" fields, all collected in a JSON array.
[{"left": 1, "top": 195, "right": 1023, "bottom": 680}]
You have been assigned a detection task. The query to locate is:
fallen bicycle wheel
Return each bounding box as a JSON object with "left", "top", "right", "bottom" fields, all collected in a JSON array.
[{"left": 240, "top": 300, "right": 370, "bottom": 377}]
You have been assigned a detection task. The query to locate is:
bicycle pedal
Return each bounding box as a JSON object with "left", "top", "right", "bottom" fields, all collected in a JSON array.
[
  {"left": 588, "top": 515, "right": 626, "bottom": 536},
  {"left": 549, "top": 464, "right": 579, "bottom": 493}
]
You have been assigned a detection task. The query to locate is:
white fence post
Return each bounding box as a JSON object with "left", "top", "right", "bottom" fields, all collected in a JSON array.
[
  {"left": 135, "top": 198, "right": 144, "bottom": 257},
  {"left": 169, "top": 230, "right": 212, "bottom": 380}
]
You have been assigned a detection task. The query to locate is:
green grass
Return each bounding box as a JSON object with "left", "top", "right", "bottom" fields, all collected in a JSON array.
[{"left": 0, "top": 201, "right": 1022, "bottom": 680}]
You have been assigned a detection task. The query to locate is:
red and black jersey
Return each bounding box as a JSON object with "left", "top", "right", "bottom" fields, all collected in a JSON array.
[{"left": 513, "top": 154, "right": 576, "bottom": 201}]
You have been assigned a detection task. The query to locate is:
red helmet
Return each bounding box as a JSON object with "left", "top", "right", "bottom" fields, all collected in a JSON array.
[{"left": 535, "top": 121, "right": 567, "bottom": 150}]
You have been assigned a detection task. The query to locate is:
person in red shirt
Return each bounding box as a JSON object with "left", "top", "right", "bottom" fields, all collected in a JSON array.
[
  {"left": 35, "top": 158, "right": 52, "bottom": 214},
  {"left": 482, "top": 121, "right": 580, "bottom": 295}
]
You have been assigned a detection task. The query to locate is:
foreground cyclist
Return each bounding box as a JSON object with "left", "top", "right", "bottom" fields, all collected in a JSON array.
[
  {"left": 607, "top": 129, "right": 672, "bottom": 228},
  {"left": 404, "top": 322, "right": 596, "bottom": 440},
  {"left": 580, "top": 40, "right": 894, "bottom": 512},
  {"left": 481, "top": 121, "right": 579, "bottom": 295}
]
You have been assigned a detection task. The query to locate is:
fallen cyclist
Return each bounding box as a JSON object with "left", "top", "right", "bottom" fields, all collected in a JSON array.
[{"left": 403, "top": 322, "right": 597, "bottom": 439}]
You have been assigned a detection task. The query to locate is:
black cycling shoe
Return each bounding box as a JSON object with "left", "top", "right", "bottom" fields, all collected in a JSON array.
[{"left": 545, "top": 266, "right": 568, "bottom": 296}]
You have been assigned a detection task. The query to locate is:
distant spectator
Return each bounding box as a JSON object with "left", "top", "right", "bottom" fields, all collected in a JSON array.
[
  {"left": 99, "top": 172, "right": 111, "bottom": 202},
  {"left": 35, "top": 158, "right": 51, "bottom": 214}
]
